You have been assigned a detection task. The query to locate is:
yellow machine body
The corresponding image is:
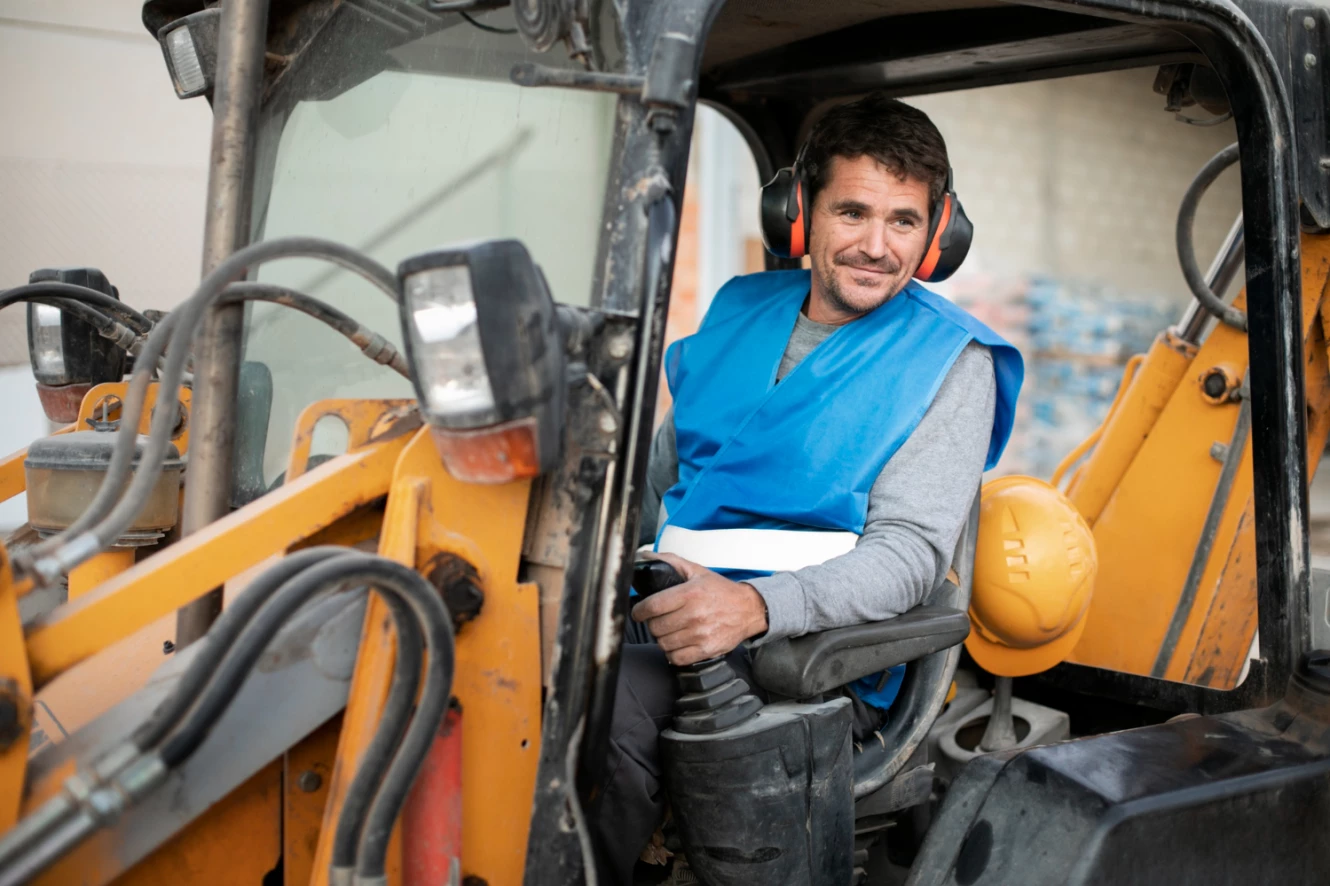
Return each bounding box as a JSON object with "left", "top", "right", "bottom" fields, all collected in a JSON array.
[{"left": 1065, "top": 233, "right": 1330, "bottom": 685}]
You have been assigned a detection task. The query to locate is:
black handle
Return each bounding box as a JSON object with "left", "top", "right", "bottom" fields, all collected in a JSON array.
[
  {"left": 632, "top": 560, "right": 762, "bottom": 733},
  {"left": 632, "top": 558, "right": 687, "bottom": 599}
]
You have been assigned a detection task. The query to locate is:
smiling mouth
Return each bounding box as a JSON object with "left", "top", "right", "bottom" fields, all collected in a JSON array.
[{"left": 845, "top": 265, "right": 893, "bottom": 278}]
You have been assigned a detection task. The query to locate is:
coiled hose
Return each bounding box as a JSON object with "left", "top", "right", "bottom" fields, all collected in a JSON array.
[{"left": 1177, "top": 142, "right": 1246, "bottom": 331}]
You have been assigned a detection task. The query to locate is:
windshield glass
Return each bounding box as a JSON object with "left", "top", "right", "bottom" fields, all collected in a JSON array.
[{"left": 243, "top": 4, "right": 618, "bottom": 486}]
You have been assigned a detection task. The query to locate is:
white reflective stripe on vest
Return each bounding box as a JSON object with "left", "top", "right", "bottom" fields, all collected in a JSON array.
[{"left": 656, "top": 525, "right": 859, "bottom": 573}]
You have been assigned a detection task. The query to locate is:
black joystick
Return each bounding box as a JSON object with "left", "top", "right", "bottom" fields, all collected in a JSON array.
[{"left": 631, "top": 559, "right": 763, "bottom": 734}]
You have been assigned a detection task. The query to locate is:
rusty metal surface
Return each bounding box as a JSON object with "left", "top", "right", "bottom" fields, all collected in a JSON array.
[
  {"left": 176, "top": 0, "right": 272, "bottom": 649},
  {"left": 33, "top": 384, "right": 94, "bottom": 425}
]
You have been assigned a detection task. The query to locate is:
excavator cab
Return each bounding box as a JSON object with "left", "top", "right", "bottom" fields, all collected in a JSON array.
[{"left": 1, "top": 0, "right": 1329, "bottom": 884}]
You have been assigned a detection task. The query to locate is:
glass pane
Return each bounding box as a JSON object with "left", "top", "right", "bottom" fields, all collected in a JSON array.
[{"left": 243, "top": 7, "right": 617, "bottom": 485}]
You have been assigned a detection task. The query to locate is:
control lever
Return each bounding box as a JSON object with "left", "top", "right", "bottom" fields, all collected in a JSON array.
[{"left": 631, "top": 559, "right": 763, "bottom": 733}]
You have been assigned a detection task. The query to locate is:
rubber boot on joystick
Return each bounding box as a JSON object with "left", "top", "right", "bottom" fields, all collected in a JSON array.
[{"left": 631, "top": 559, "right": 763, "bottom": 734}]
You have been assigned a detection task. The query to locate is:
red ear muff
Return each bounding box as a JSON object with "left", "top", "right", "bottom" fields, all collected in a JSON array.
[
  {"left": 760, "top": 166, "right": 811, "bottom": 259},
  {"left": 914, "top": 190, "right": 973, "bottom": 282}
]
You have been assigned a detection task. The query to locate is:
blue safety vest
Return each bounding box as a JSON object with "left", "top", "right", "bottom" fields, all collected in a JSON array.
[{"left": 655, "top": 269, "right": 1022, "bottom": 710}]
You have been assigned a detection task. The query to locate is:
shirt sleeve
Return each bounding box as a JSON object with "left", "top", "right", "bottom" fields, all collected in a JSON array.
[
  {"left": 747, "top": 341, "right": 997, "bottom": 644},
  {"left": 638, "top": 407, "right": 680, "bottom": 548}
]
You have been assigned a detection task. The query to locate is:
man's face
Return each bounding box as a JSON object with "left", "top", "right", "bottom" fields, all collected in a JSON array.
[{"left": 808, "top": 154, "right": 933, "bottom": 323}]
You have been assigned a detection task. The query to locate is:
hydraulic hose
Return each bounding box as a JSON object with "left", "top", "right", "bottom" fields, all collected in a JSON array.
[
  {"left": 10, "top": 296, "right": 137, "bottom": 350},
  {"left": 24, "top": 237, "right": 399, "bottom": 581},
  {"left": 132, "top": 546, "right": 347, "bottom": 751},
  {"left": 154, "top": 554, "right": 430, "bottom": 767},
  {"left": 0, "top": 551, "right": 449, "bottom": 886},
  {"left": 330, "top": 593, "right": 422, "bottom": 873},
  {"left": 219, "top": 282, "right": 410, "bottom": 378},
  {"left": 1177, "top": 142, "right": 1247, "bottom": 331},
  {"left": 347, "top": 558, "right": 456, "bottom": 882},
  {"left": 0, "top": 281, "right": 155, "bottom": 333}
]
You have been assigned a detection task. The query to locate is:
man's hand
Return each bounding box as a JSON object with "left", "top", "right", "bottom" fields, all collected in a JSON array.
[{"left": 631, "top": 552, "right": 768, "bottom": 666}]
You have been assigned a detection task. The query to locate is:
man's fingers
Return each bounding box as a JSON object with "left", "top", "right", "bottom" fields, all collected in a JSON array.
[
  {"left": 630, "top": 584, "right": 690, "bottom": 622},
  {"left": 652, "top": 624, "right": 702, "bottom": 652},
  {"left": 641, "top": 606, "right": 694, "bottom": 638},
  {"left": 663, "top": 645, "right": 711, "bottom": 667},
  {"left": 645, "top": 551, "right": 706, "bottom": 579}
]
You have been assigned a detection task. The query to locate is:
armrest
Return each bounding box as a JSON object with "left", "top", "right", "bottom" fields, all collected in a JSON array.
[{"left": 750, "top": 605, "right": 971, "bottom": 699}]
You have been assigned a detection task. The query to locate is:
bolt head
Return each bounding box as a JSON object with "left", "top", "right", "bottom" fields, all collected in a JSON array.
[
  {"left": 1305, "top": 15, "right": 1317, "bottom": 30},
  {"left": 298, "top": 770, "right": 323, "bottom": 793},
  {"left": 599, "top": 413, "right": 618, "bottom": 434},
  {"left": 1306, "top": 53, "right": 1318, "bottom": 70}
]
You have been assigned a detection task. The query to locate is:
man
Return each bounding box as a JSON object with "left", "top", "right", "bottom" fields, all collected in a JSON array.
[{"left": 591, "top": 93, "right": 1022, "bottom": 883}]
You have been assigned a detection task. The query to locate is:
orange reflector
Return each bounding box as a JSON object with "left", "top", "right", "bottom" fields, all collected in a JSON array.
[{"left": 430, "top": 417, "right": 542, "bottom": 484}]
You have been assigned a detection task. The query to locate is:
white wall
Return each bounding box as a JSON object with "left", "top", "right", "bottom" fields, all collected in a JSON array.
[
  {"left": 0, "top": 0, "right": 212, "bottom": 531},
  {"left": 0, "top": 0, "right": 212, "bottom": 361},
  {"left": 914, "top": 67, "right": 1241, "bottom": 302}
]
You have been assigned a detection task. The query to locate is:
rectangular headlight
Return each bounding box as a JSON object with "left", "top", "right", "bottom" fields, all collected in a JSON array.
[
  {"left": 403, "top": 265, "right": 498, "bottom": 425},
  {"left": 157, "top": 10, "right": 220, "bottom": 100},
  {"left": 399, "top": 240, "right": 566, "bottom": 484}
]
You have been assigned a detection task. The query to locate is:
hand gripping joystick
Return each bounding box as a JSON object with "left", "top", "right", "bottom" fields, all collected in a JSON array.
[{"left": 631, "top": 560, "right": 763, "bottom": 734}]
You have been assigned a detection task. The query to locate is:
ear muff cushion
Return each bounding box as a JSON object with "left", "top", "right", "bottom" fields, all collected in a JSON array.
[
  {"left": 915, "top": 194, "right": 973, "bottom": 282},
  {"left": 760, "top": 167, "right": 809, "bottom": 259}
]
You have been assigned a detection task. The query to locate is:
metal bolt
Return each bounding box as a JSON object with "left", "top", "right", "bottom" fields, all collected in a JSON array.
[
  {"left": 1306, "top": 53, "right": 1318, "bottom": 70},
  {"left": 1305, "top": 15, "right": 1317, "bottom": 30},
  {"left": 162, "top": 640, "right": 175, "bottom": 655},
  {"left": 1320, "top": 157, "right": 1330, "bottom": 171},
  {"left": 298, "top": 770, "right": 323, "bottom": 793},
  {"left": 599, "top": 412, "right": 618, "bottom": 435},
  {"left": 1210, "top": 442, "right": 1229, "bottom": 462},
  {"left": 607, "top": 336, "right": 632, "bottom": 360},
  {"left": 1202, "top": 369, "right": 1228, "bottom": 400}
]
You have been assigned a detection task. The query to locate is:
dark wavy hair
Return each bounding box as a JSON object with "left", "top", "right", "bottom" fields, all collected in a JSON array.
[{"left": 803, "top": 93, "right": 950, "bottom": 210}]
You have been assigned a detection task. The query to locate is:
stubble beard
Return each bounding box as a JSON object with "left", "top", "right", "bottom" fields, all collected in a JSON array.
[{"left": 814, "top": 251, "right": 903, "bottom": 319}]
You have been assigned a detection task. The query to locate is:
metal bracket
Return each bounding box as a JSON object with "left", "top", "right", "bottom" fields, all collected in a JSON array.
[
  {"left": 1291, "top": 9, "right": 1330, "bottom": 229},
  {"left": 510, "top": 32, "right": 696, "bottom": 132}
]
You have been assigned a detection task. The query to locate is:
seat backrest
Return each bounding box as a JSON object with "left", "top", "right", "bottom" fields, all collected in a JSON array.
[{"left": 850, "top": 489, "right": 979, "bottom": 798}]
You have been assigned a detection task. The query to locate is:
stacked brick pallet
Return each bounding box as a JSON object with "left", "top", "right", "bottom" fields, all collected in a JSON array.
[{"left": 947, "top": 275, "right": 1175, "bottom": 479}]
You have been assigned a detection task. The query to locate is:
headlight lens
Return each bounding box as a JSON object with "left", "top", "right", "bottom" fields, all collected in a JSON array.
[
  {"left": 403, "top": 265, "right": 497, "bottom": 425},
  {"left": 165, "top": 26, "right": 206, "bottom": 97},
  {"left": 28, "top": 304, "right": 68, "bottom": 385},
  {"left": 157, "top": 10, "right": 220, "bottom": 100}
]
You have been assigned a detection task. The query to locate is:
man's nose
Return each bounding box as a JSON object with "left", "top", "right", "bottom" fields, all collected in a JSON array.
[{"left": 858, "top": 220, "right": 890, "bottom": 259}]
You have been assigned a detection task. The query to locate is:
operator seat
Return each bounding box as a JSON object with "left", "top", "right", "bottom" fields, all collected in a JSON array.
[{"left": 748, "top": 493, "right": 979, "bottom": 806}]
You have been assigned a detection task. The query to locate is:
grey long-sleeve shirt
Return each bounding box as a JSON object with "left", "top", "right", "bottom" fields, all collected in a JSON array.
[{"left": 640, "top": 312, "right": 997, "bottom": 645}]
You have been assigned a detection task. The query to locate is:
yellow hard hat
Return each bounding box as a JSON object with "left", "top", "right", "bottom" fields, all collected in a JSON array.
[{"left": 966, "top": 475, "right": 1097, "bottom": 678}]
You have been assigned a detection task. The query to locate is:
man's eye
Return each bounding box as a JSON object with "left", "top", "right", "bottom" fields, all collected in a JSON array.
[
  {"left": 893, "top": 218, "right": 916, "bottom": 229},
  {"left": 842, "top": 210, "right": 862, "bottom": 220}
]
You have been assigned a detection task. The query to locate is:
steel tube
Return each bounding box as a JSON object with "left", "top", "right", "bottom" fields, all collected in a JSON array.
[
  {"left": 176, "top": 0, "right": 271, "bottom": 648},
  {"left": 1177, "top": 214, "right": 1246, "bottom": 345}
]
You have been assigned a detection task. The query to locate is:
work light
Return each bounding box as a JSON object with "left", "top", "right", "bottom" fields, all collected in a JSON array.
[
  {"left": 157, "top": 9, "right": 221, "bottom": 100},
  {"left": 26, "top": 267, "right": 128, "bottom": 423},
  {"left": 398, "top": 240, "right": 565, "bottom": 483}
]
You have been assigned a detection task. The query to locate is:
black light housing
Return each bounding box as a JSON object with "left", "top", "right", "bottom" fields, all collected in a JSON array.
[
  {"left": 397, "top": 239, "right": 566, "bottom": 483},
  {"left": 27, "top": 267, "right": 128, "bottom": 423},
  {"left": 157, "top": 9, "right": 221, "bottom": 100}
]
